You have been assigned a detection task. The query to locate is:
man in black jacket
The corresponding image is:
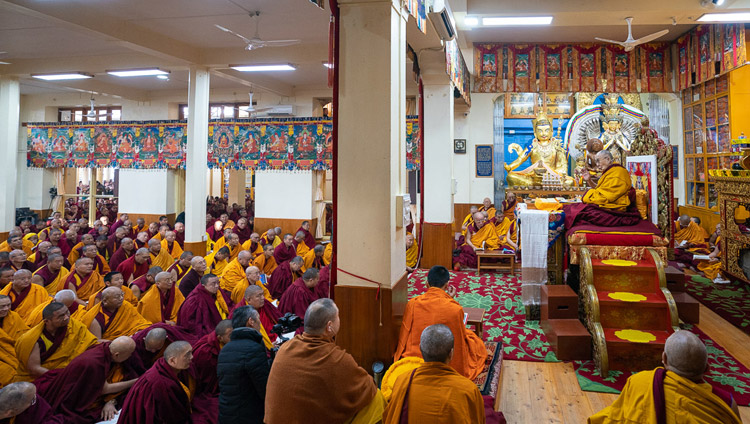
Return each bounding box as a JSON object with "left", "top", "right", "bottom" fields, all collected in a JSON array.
[{"left": 217, "top": 305, "right": 270, "bottom": 424}]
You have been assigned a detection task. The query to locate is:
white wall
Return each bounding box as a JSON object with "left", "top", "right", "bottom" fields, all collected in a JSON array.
[
  {"left": 666, "top": 95, "right": 685, "bottom": 205},
  {"left": 254, "top": 170, "right": 314, "bottom": 219},
  {"left": 453, "top": 92, "right": 496, "bottom": 204},
  {"left": 118, "top": 169, "right": 176, "bottom": 214}
]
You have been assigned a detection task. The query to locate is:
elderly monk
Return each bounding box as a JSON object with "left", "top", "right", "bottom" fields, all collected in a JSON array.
[
  {"left": 167, "top": 251, "right": 193, "bottom": 281},
  {"left": 214, "top": 228, "right": 233, "bottom": 254},
  {"left": 1, "top": 235, "right": 29, "bottom": 257},
  {"left": 146, "top": 222, "right": 159, "bottom": 239},
  {"left": 500, "top": 191, "right": 518, "bottom": 221},
  {"left": 8, "top": 250, "right": 33, "bottom": 272},
  {"left": 178, "top": 256, "right": 205, "bottom": 297},
  {"left": 117, "top": 341, "right": 193, "bottom": 424},
  {"left": 108, "top": 237, "right": 134, "bottom": 271},
  {"left": 221, "top": 250, "right": 254, "bottom": 292},
  {"left": 241, "top": 232, "right": 263, "bottom": 258},
  {"left": 129, "top": 324, "right": 197, "bottom": 375},
  {"left": 66, "top": 233, "right": 94, "bottom": 265},
  {"left": 232, "top": 217, "right": 253, "bottom": 244},
  {"left": 46, "top": 228, "right": 71, "bottom": 258},
  {"left": 80, "top": 244, "right": 110, "bottom": 275},
  {"left": 293, "top": 231, "right": 311, "bottom": 258},
  {"left": 134, "top": 231, "right": 149, "bottom": 249},
  {"left": 274, "top": 233, "right": 297, "bottom": 265},
  {"left": 297, "top": 220, "right": 316, "bottom": 250},
  {"left": 674, "top": 214, "right": 711, "bottom": 265},
  {"left": 191, "top": 320, "right": 233, "bottom": 424},
  {"left": 161, "top": 231, "right": 184, "bottom": 261},
  {"left": 205, "top": 246, "right": 230, "bottom": 276},
  {"left": 266, "top": 298, "right": 385, "bottom": 423},
  {"left": 478, "top": 197, "right": 496, "bottom": 221},
  {"left": 64, "top": 257, "right": 104, "bottom": 305},
  {"left": 0, "top": 294, "right": 28, "bottom": 340},
  {"left": 106, "top": 227, "right": 128, "bottom": 260},
  {"left": 0, "top": 327, "right": 18, "bottom": 386},
  {"left": 384, "top": 324, "right": 486, "bottom": 423},
  {"left": 95, "top": 236, "right": 110, "bottom": 262},
  {"left": 460, "top": 206, "right": 479, "bottom": 237},
  {"left": 497, "top": 216, "right": 519, "bottom": 252},
  {"left": 259, "top": 228, "right": 277, "bottom": 248},
  {"left": 81, "top": 287, "right": 151, "bottom": 341},
  {"left": 116, "top": 247, "right": 151, "bottom": 284},
  {"left": 234, "top": 285, "right": 281, "bottom": 347},
  {"left": 38, "top": 337, "right": 137, "bottom": 423},
  {"left": 224, "top": 233, "right": 242, "bottom": 262},
  {"left": 177, "top": 273, "right": 230, "bottom": 338},
  {"left": 395, "top": 266, "right": 487, "bottom": 380},
  {"left": 14, "top": 301, "right": 97, "bottom": 382},
  {"left": 87, "top": 271, "right": 137, "bottom": 309},
  {"left": 268, "top": 256, "right": 303, "bottom": 299},
  {"left": 28, "top": 241, "right": 51, "bottom": 270},
  {"left": 147, "top": 238, "right": 174, "bottom": 271},
  {"left": 589, "top": 330, "right": 742, "bottom": 424},
  {"left": 231, "top": 265, "right": 272, "bottom": 305},
  {"left": 253, "top": 244, "right": 278, "bottom": 275},
  {"left": 25, "top": 290, "right": 86, "bottom": 327},
  {"left": 132, "top": 217, "right": 146, "bottom": 235},
  {"left": 0, "top": 382, "right": 63, "bottom": 424},
  {"left": 279, "top": 268, "right": 320, "bottom": 322},
  {"left": 174, "top": 222, "right": 185, "bottom": 248},
  {"left": 406, "top": 233, "right": 418, "bottom": 272},
  {"left": 129, "top": 266, "right": 161, "bottom": 300},
  {"left": 302, "top": 245, "right": 325, "bottom": 273},
  {"left": 31, "top": 254, "right": 68, "bottom": 296},
  {"left": 453, "top": 211, "right": 500, "bottom": 270},
  {"left": 137, "top": 271, "right": 184, "bottom": 324},
  {"left": 0, "top": 270, "right": 48, "bottom": 321}
]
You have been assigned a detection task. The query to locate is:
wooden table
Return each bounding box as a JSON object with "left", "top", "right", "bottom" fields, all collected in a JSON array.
[
  {"left": 464, "top": 307, "right": 486, "bottom": 338},
  {"left": 476, "top": 250, "right": 516, "bottom": 275}
]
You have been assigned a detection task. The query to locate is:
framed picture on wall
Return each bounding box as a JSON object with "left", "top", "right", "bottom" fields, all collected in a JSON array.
[
  {"left": 475, "top": 145, "right": 494, "bottom": 178},
  {"left": 454, "top": 139, "right": 466, "bottom": 154},
  {"left": 672, "top": 145, "right": 679, "bottom": 179}
]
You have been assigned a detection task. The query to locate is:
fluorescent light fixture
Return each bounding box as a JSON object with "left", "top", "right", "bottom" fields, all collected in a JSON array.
[
  {"left": 697, "top": 12, "right": 750, "bottom": 22},
  {"left": 482, "top": 16, "right": 553, "bottom": 26},
  {"left": 31, "top": 72, "right": 93, "bottom": 81},
  {"left": 464, "top": 16, "right": 479, "bottom": 26},
  {"left": 156, "top": 74, "right": 169, "bottom": 80},
  {"left": 323, "top": 62, "right": 334, "bottom": 69},
  {"left": 107, "top": 68, "right": 170, "bottom": 77},
  {"left": 230, "top": 64, "right": 296, "bottom": 72}
]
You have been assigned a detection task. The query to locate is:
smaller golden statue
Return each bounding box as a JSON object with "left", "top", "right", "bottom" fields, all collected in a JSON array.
[{"left": 505, "top": 112, "right": 573, "bottom": 187}]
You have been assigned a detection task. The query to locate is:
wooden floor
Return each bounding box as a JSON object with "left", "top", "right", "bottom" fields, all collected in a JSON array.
[{"left": 496, "top": 304, "right": 750, "bottom": 423}]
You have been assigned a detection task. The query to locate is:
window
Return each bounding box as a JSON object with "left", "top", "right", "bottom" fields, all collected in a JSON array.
[
  {"left": 179, "top": 102, "right": 251, "bottom": 120},
  {"left": 58, "top": 106, "right": 122, "bottom": 122}
]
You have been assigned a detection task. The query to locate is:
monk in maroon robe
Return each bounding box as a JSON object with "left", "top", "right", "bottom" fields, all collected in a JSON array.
[
  {"left": 297, "top": 221, "right": 316, "bottom": 249},
  {"left": 177, "top": 274, "right": 230, "bottom": 338},
  {"left": 108, "top": 237, "right": 134, "bottom": 271},
  {"left": 116, "top": 248, "right": 151, "bottom": 284},
  {"left": 174, "top": 223, "right": 186, "bottom": 248},
  {"left": 191, "top": 320, "right": 233, "bottom": 424},
  {"left": 129, "top": 267, "right": 160, "bottom": 300},
  {"left": 273, "top": 234, "right": 297, "bottom": 265},
  {"left": 279, "top": 269, "right": 320, "bottom": 322},
  {"left": 235, "top": 285, "right": 283, "bottom": 342},
  {"left": 116, "top": 341, "right": 193, "bottom": 424},
  {"left": 130, "top": 323, "right": 197, "bottom": 375},
  {"left": 167, "top": 252, "right": 193, "bottom": 281},
  {"left": 46, "top": 230, "right": 71, "bottom": 258},
  {"left": 231, "top": 218, "right": 253, "bottom": 244},
  {"left": 0, "top": 382, "right": 63, "bottom": 424},
  {"left": 31, "top": 242, "right": 51, "bottom": 271},
  {"left": 178, "top": 256, "right": 205, "bottom": 298},
  {"left": 316, "top": 265, "right": 331, "bottom": 299},
  {"left": 106, "top": 227, "right": 128, "bottom": 259},
  {"left": 267, "top": 256, "right": 303, "bottom": 299}
]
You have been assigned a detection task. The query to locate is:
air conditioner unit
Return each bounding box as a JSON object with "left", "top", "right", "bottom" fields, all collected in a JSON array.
[
  {"left": 428, "top": 1, "right": 456, "bottom": 41},
  {"left": 266, "top": 105, "right": 295, "bottom": 116}
]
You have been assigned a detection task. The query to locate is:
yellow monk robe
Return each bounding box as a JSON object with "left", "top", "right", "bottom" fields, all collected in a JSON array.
[
  {"left": 80, "top": 301, "right": 151, "bottom": 339},
  {"left": 697, "top": 236, "right": 722, "bottom": 280},
  {"left": 496, "top": 217, "right": 518, "bottom": 251},
  {"left": 137, "top": 285, "right": 185, "bottom": 323},
  {"left": 406, "top": 241, "right": 418, "bottom": 269},
  {"left": 64, "top": 271, "right": 105, "bottom": 303},
  {"left": 588, "top": 368, "right": 741, "bottom": 424},
  {"left": 14, "top": 318, "right": 97, "bottom": 382},
  {"left": 228, "top": 245, "right": 241, "bottom": 262},
  {"left": 26, "top": 299, "right": 87, "bottom": 327},
  {"left": 674, "top": 221, "right": 708, "bottom": 247},
  {"left": 161, "top": 239, "right": 184, "bottom": 260},
  {"left": 478, "top": 205, "right": 496, "bottom": 220},
  {"left": 67, "top": 242, "right": 85, "bottom": 264},
  {"left": 150, "top": 249, "right": 175, "bottom": 271},
  {"left": 1, "top": 310, "right": 29, "bottom": 341},
  {"left": 230, "top": 278, "right": 273, "bottom": 305},
  {"left": 582, "top": 165, "right": 632, "bottom": 210},
  {"left": 0, "top": 328, "right": 18, "bottom": 386},
  {"left": 241, "top": 240, "right": 264, "bottom": 257},
  {"left": 301, "top": 249, "right": 319, "bottom": 273},
  {"left": 213, "top": 236, "right": 228, "bottom": 252},
  {"left": 219, "top": 258, "right": 246, "bottom": 291},
  {"left": 460, "top": 213, "right": 474, "bottom": 236},
  {"left": 253, "top": 253, "right": 277, "bottom": 275},
  {"left": 296, "top": 242, "right": 310, "bottom": 258},
  {"left": 87, "top": 285, "right": 138, "bottom": 310},
  {"left": 204, "top": 251, "right": 228, "bottom": 276},
  {"left": 0, "top": 284, "right": 49, "bottom": 322},
  {"left": 0, "top": 238, "right": 34, "bottom": 256},
  {"left": 468, "top": 222, "right": 500, "bottom": 251},
  {"left": 394, "top": 287, "right": 487, "bottom": 380},
  {"left": 33, "top": 266, "right": 70, "bottom": 297},
  {"left": 323, "top": 243, "right": 333, "bottom": 265}
]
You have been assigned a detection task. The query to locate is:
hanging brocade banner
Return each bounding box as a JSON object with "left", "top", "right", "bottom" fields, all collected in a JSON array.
[
  {"left": 538, "top": 44, "right": 569, "bottom": 92},
  {"left": 604, "top": 45, "right": 638, "bottom": 93},
  {"left": 638, "top": 43, "right": 672, "bottom": 93},
  {"left": 474, "top": 43, "right": 503, "bottom": 93},
  {"left": 717, "top": 23, "right": 747, "bottom": 76},
  {"left": 507, "top": 45, "right": 536, "bottom": 92},
  {"left": 445, "top": 39, "right": 471, "bottom": 105},
  {"left": 693, "top": 25, "right": 715, "bottom": 85},
  {"left": 405, "top": 0, "right": 426, "bottom": 34},
  {"left": 406, "top": 116, "right": 420, "bottom": 170},
  {"left": 676, "top": 34, "right": 692, "bottom": 91},
  {"left": 571, "top": 45, "right": 604, "bottom": 92}
]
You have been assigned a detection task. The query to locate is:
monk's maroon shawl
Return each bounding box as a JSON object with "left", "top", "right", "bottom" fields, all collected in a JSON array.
[
  {"left": 0, "top": 394, "right": 63, "bottom": 424},
  {"left": 278, "top": 278, "right": 318, "bottom": 321},
  {"left": 130, "top": 323, "right": 198, "bottom": 374},
  {"left": 273, "top": 243, "right": 296, "bottom": 265},
  {"left": 177, "top": 284, "right": 224, "bottom": 339},
  {"left": 267, "top": 261, "right": 295, "bottom": 299},
  {"left": 190, "top": 331, "right": 221, "bottom": 424},
  {"left": 297, "top": 226, "right": 316, "bottom": 249},
  {"left": 116, "top": 357, "right": 192, "bottom": 424}
]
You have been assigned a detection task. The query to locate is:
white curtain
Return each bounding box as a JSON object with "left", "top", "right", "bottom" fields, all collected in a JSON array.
[
  {"left": 313, "top": 170, "right": 326, "bottom": 238},
  {"left": 53, "top": 168, "right": 65, "bottom": 213}
]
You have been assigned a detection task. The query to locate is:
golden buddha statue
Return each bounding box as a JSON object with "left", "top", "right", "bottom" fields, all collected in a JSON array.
[
  {"left": 599, "top": 93, "right": 631, "bottom": 165},
  {"left": 505, "top": 112, "right": 573, "bottom": 187}
]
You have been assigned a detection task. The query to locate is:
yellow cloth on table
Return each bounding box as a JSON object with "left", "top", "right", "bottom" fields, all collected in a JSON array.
[
  {"left": 583, "top": 165, "right": 632, "bottom": 210},
  {"left": 161, "top": 239, "right": 184, "bottom": 260},
  {"left": 150, "top": 249, "right": 175, "bottom": 271},
  {"left": 0, "top": 328, "right": 18, "bottom": 386},
  {"left": 137, "top": 285, "right": 185, "bottom": 323},
  {"left": 80, "top": 301, "right": 151, "bottom": 339},
  {"left": 1, "top": 310, "right": 28, "bottom": 341},
  {"left": 0, "top": 284, "right": 49, "bottom": 322},
  {"left": 406, "top": 242, "right": 418, "bottom": 269},
  {"left": 220, "top": 258, "right": 246, "bottom": 292},
  {"left": 469, "top": 223, "right": 500, "bottom": 251},
  {"left": 533, "top": 198, "right": 562, "bottom": 211},
  {"left": 588, "top": 368, "right": 741, "bottom": 424}
]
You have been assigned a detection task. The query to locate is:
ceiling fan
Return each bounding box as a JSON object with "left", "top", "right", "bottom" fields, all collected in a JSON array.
[
  {"left": 595, "top": 17, "right": 669, "bottom": 52},
  {"left": 238, "top": 92, "right": 273, "bottom": 115},
  {"left": 86, "top": 96, "right": 116, "bottom": 120},
  {"left": 215, "top": 11, "right": 301, "bottom": 51}
]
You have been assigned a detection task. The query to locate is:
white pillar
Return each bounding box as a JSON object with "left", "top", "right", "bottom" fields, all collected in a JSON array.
[
  {"left": 185, "top": 66, "right": 210, "bottom": 253},
  {"left": 423, "top": 82, "right": 455, "bottom": 224},
  {"left": 0, "top": 77, "right": 20, "bottom": 234}
]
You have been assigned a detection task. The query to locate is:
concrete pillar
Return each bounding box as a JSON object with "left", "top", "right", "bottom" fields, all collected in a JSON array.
[
  {"left": 335, "top": 0, "right": 408, "bottom": 369},
  {"left": 0, "top": 77, "right": 20, "bottom": 238},
  {"left": 227, "top": 169, "right": 247, "bottom": 206},
  {"left": 184, "top": 66, "right": 210, "bottom": 255}
]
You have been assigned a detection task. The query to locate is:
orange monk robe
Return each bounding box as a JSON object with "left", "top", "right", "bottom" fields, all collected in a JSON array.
[
  {"left": 394, "top": 287, "right": 487, "bottom": 380},
  {"left": 137, "top": 285, "right": 185, "bottom": 323},
  {"left": 588, "top": 368, "right": 741, "bottom": 424},
  {"left": 241, "top": 240, "right": 264, "bottom": 257},
  {"left": 227, "top": 245, "right": 241, "bottom": 262},
  {"left": 219, "top": 258, "right": 246, "bottom": 291},
  {"left": 478, "top": 205, "right": 496, "bottom": 220},
  {"left": 14, "top": 318, "right": 98, "bottom": 382},
  {"left": 32, "top": 266, "right": 70, "bottom": 296},
  {"left": 468, "top": 222, "right": 500, "bottom": 250},
  {"left": 296, "top": 242, "right": 310, "bottom": 258},
  {"left": 231, "top": 277, "right": 273, "bottom": 305},
  {"left": 406, "top": 242, "right": 418, "bottom": 269},
  {"left": 301, "top": 249, "right": 323, "bottom": 273},
  {"left": 697, "top": 236, "right": 723, "bottom": 280},
  {"left": 460, "top": 213, "right": 474, "bottom": 236},
  {"left": 699, "top": 226, "right": 710, "bottom": 241},
  {"left": 161, "top": 239, "right": 184, "bottom": 260},
  {"left": 26, "top": 299, "right": 87, "bottom": 327},
  {"left": 0, "top": 284, "right": 49, "bottom": 322},
  {"left": 213, "top": 236, "right": 228, "bottom": 252},
  {"left": 675, "top": 221, "right": 708, "bottom": 247},
  {"left": 0, "top": 328, "right": 18, "bottom": 386},
  {"left": 0, "top": 238, "right": 34, "bottom": 256},
  {"left": 67, "top": 242, "right": 85, "bottom": 264},
  {"left": 204, "top": 251, "right": 228, "bottom": 276},
  {"left": 254, "top": 254, "right": 277, "bottom": 275},
  {"left": 583, "top": 165, "right": 632, "bottom": 210},
  {"left": 497, "top": 217, "right": 518, "bottom": 251},
  {"left": 323, "top": 243, "right": 333, "bottom": 265},
  {"left": 80, "top": 301, "right": 152, "bottom": 339},
  {"left": 383, "top": 361, "right": 485, "bottom": 424},
  {"left": 63, "top": 271, "right": 105, "bottom": 303},
  {"left": 1, "top": 310, "right": 29, "bottom": 341},
  {"left": 150, "top": 249, "right": 175, "bottom": 271},
  {"left": 87, "top": 285, "right": 138, "bottom": 310}
]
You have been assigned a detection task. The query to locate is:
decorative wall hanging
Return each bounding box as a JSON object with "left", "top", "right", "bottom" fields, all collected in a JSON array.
[
  {"left": 445, "top": 39, "right": 471, "bottom": 106},
  {"left": 404, "top": 0, "right": 426, "bottom": 34}
]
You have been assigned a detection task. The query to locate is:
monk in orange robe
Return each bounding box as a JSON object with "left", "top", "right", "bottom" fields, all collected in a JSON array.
[
  {"left": 0, "top": 295, "right": 28, "bottom": 341},
  {"left": 0, "top": 270, "right": 49, "bottom": 322},
  {"left": 384, "top": 324, "right": 486, "bottom": 423},
  {"left": 205, "top": 247, "right": 230, "bottom": 276},
  {"left": 81, "top": 287, "right": 151, "bottom": 340},
  {"left": 230, "top": 265, "right": 272, "bottom": 305},
  {"left": 212, "top": 228, "right": 233, "bottom": 253},
  {"left": 241, "top": 232, "right": 263, "bottom": 258},
  {"left": 66, "top": 233, "right": 95, "bottom": 265},
  {"left": 87, "top": 271, "right": 137, "bottom": 310},
  {"left": 167, "top": 251, "right": 193, "bottom": 282},
  {"left": 80, "top": 244, "right": 110, "bottom": 276},
  {"left": 220, "top": 250, "right": 254, "bottom": 292},
  {"left": 64, "top": 257, "right": 104, "bottom": 306},
  {"left": 452, "top": 212, "right": 500, "bottom": 269},
  {"left": 25, "top": 289, "right": 86, "bottom": 327},
  {"left": 394, "top": 266, "right": 487, "bottom": 380},
  {"left": 0, "top": 328, "right": 18, "bottom": 386},
  {"left": 14, "top": 301, "right": 98, "bottom": 382},
  {"left": 478, "top": 197, "right": 496, "bottom": 221},
  {"left": 224, "top": 233, "right": 241, "bottom": 262},
  {"left": 31, "top": 254, "right": 68, "bottom": 296},
  {"left": 137, "top": 271, "right": 184, "bottom": 324},
  {"left": 406, "top": 233, "right": 418, "bottom": 272},
  {"left": 148, "top": 238, "right": 174, "bottom": 270},
  {"left": 460, "top": 206, "right": 479, "bottom": 237},
  {"left": 692, "top": 217, "right": 710, "bottom": 241},
  {"left": 323, "top": 242, "right": 332, "bottom": 265},
  {"left": 253, "top": 244, "right": 278, "bottom": 275},
  {"left": 589, "top": 331, "right": 741, "bottom": 424},
  {"left": 582, "top": 151, "right": 632, "bottom": 211},
  {"left": 161, "top": 231, "right": 183, "bottom": 260},
  {"left": 293, "top": 231, "right": 310, "bottom": 258},
  {"left": 675, "top": 214, "right": 711, "bottom": 264},
  {"left": 302, "top": 245, "right": 325, "bottom": 273}
]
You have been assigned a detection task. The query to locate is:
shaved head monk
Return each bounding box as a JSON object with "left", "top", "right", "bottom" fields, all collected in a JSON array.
[
  {"left": 253, "top": 244, "right": 278, "bottom": 275},
  {"left": 130, "top": 265, "right": 161, "bottom": 300},
  {"left": 232, "top": 217, "right": 252, "bottom": 244},
  {"left": 0, "top": 269, "right": 48, "bottom": 321},
  {"left": 29, "top": 241, "right": 51, "bottom": 269},
  {"left": 177, "top": 273, "right": 230, "bottom": 338},
  {"left": 88, "top": 271, "right": 137, "bottom": 310},
  {"left": 297, "top": 220, "right": 316, "bottom": 250},
  {"left": 395, "top": 266, "right": 487, "bottom": 380},
  {"left": 137, "top": 271, "right": 184, "bottom": 324},
  {"left": 302, "top": 244, "right": 325, "bottom": 273},
  {"left": 274, "top": 233, "right": 297, "bottom": 265},
  {"left": 178, "top": 256, "right": 205, "bottom": 297},
  {"left": 384, "top": 324, "right": 486, "bottom": 423},
  {"left": 134, "top": 231, "right": 149, "bottom": 249},
  {"left": 293, "top": 231, "right": 310, "bottom": 258},
  {"left": 225, "top": 233, "right": 241, "bottom": 262},
  {"left": 161, "top": 231, "right": 184, "bottom": 260},
  {"left": 406, "top": 233, "right": 418, "bottom": 272},
  {"left": 674, "top": 214, "right": 712, "bottom": 265},
  {"left": 278, "top": 268, "right": 320, "bottom": 322},
  {"left": 478, "top": 197, "right": 496, "bottom": 220},
  {"left": 14, "top": 301, "right": 97, "bottom": 381},
  {"left": 117, "top": 341, "right": 194, "bottom": 424},
  {"left": 67, "top": 233, "right": 94, "bottom": 264},
  {"left": 0, "top": 267, "right": 12, "bottom": 289},
  {"left": 116, "top": 247, "right": 151, "bottom": 285},
  {"left": 241, "top": 232, "right": 263, "bottom": 258},
  {"left": 205, "top": 246, "right": 230, "bottom": 276},
  {"left": 191, "top": 319, "right": 233, "bottom": 423},
  {"left": 65, "top": 257, "right": 104, "bottom": 306},
  {"left": 81, "top": 287, "right": 151, "bottom": 341},
  {"left": 0, "top": 381, "right": 62, "bottom": 424},
  {"left": 220, "top": 250, "right": 254, "bottom": 292},
  {"left": 81, "top": 244, "right": 110, "bottom": 275},
  {"left": 147, "top": 238, "right": 173, "bottom": 270},
  {"left": 265, "top": 298, "right": 385, "bottom": 423},
  {"left": 107, "top": 234, "right": 132, "bottom": 271},
  {"left": 235, "top": 284, "right": 281, "bottom": 348},
  {"left": 267, "top": 256, "right": 303, "bottom": 299},
  {"left": 260, "top": 228, "right": 276, "bottom": 247},
  {"left": 130, "top": 323, "right": 197, "bottom": 375},
  {"left": 167, "top": 251, "right": 193, "bottom": 281},
  {"left": 231, "top": 265, "right": 272, "bottom": 305},
  {"left": 8, "top": 250, "right": 33, "bottom": 272},
  {"left": 25, "top": 289, "right": 86, "bottom": 327},
  {"left": 0, "top": 294, "right": 28, "bottom": 341},
  {"left": 452, "top": 211, "right": 500, "bottom": 270},
  {"left": 39, "top": 336, "right": 137, "bottom": 423},
  {"left": 589, "top": 330, "right": 742, "bottom": 423}
]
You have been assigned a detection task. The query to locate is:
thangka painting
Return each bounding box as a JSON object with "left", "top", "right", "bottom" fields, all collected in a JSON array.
[
  {"left": 626, "top": 155, "right": 658, "bottom": 225},
  {"left": 406, "top": 116, "right": 420, "bottom": 170},
  {"left": 405, "top": 0, "right": 426, "bottom": 34}
]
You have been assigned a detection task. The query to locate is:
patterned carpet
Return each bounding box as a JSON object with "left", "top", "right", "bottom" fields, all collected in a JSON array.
[{"left": 686, "top": 274, "right": 750, "bottom": 335}]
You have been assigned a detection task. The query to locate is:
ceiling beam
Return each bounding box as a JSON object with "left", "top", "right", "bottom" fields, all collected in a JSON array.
[
  {"left": 210, "top": 70, "right": 294, "bottom": 97},
  {"left": 19, "top": 77, "right": 150, "bottom": 101}
]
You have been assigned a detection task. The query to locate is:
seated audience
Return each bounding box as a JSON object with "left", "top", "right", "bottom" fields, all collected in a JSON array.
[
  {"left": 108, "top": 237, "right": 134, "bottom": 272},
  {"left": 0, "top": 270, "right": 48, "bottom": 321},
  {"left": 0, "top": 294, "right": 28, "bottom": 340},
  {"left": 293, "top": 231, "right": 310, "bottom": 257},
  {"left": 253, "top": 244, "right": 278, "bottom": 275},
  {"left": 116, "top": 248, "right": 151, "bottom": 284},
  {"left": 31, "top": 254, "right": 69, "bottom": 296},
  {"left": 177, "top": 274, "right": 230, "bottom": 338},
  {"left": 274, "top": 233, "right": 297, "bottom": 265},
  {"left": 137, "top": 271, "right": 184, "bottom": 324},
  {"left": 241, "top": 232, "right": 263, "bottom": 258},
  {"left": 478, "top": 197, "right": 496, "bottom": 221},
  {"left": 452, "top": 212, "right": 499, "bottom": 270},
  {"left": 178, "top": 256, "right": 206, "bottom": 297},
  {"left": 406, "top": 233, "right": 418, "bottom": 272},
  {"left": 267, "top": 256, "right": 303, "bottom": 299},
  {"left": 278, "top": 268, "right": 320, "bottom": 323},
  {"left": 191, "top": 320, "right": 233, "bottom": 424},
  {"left": 64, "top": 257, "right": 104, "bottom": 305},
  {"left": 8, "top": 250, "right": 33, "bottom": 272},
  {"left": 26, "top": 289, "right": 86, "bottom": 327},
  {"left": 81, "top": 287, "right": 151, "bottom": 340},
  {"left": 233, "top": 285, "right": 279, "bottom": 347},
  {"left": 297, "top": 221, "right": 316, "bottom": 250},
  {"left": 231, "top": 266, "right": 272, "bottom": 305},
  {"left": 220, "top": 251, "right": 254, "bottom": 292},
  {"left": 205, "top": 246, "right": 230, "bottom": 276},
  {"left": 161, "top": 231, "right": 183, "bottom": 260},
  {"left": 167, "top": 251, "right": 193, "bottom": 281},
  {"left": 129, "top": 266, "right": 161, "bottom": 300},
  {"left": 302, "top": 245, "right": 325, "bottom": 273},
  {"left": 148, "top": 238, "right": 174, "bottom": 270}
]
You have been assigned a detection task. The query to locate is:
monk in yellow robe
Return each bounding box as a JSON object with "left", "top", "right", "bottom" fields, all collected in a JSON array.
[
  {"left": 81, "top": 244, "right": 110, "bottom": 276},
  {"left": 81, "top": 287, "right": 151, "bottom": 340},
  {"left": 453, "top": 212, "right": 500, "bottom": 269},
  {"left": 394, "top": 266, "right": 487, "bottom": 380},
  {"left": 161, "top": 231, "right": 183, "bottom": 261},
  {"left": 64, "top": 257, "right": 105, "bottom": 306},
  {"left": 220, "top": 250, "right": 254, "bottom": 292},
  {"left": 67, "top": 233, "right": 95, "bottom": 264},
  {"left": 496, "top": 217, "right": 519, "bottom": 252},
  {"left": 0, "top": 270, "right": 49, "bottom": 322},
  {"left": 478, "top": 197, "right": 496, "bottom": 221},
  {"left": 0, "top": 232, "right": 33, "bottom": 256},
  {"left": 87, "top": 271, "right": 137, "bottom": 310},
  {"left": 25, "top": 289, "right": 87, "bottom": 327},
  {"left": 302, "top": 245, "right": 325, "bottom": 273},
  {"left": 31, "top": 254, "right": 69, "bottom": 296},
  {"left": 406, "top": 233, "right": 418, "bottom": 272},
  {"left": 675, "top": 215, "right": 711, "bottom": 265},
  {"left": 323, "top": 242, "right": 333, "bottom": 266},
  {"left": 500, "top": 191, "right": 518, "bottom": 221},
  {"left": 460, "top": 206, "right": 478, "bottom": 237},
  {"left": 205, "top": 247, "right": 230, "bottom": 276},
  {"left": 385, "top": 324, "right": 485, "bottom": 423},
  {"left": 0, "top": 295, "right": 28, "bottom": 341},
  {"left": 230, "top": 265, "right": 273, "bottom": 304},
  {"left": 254, "top": 244, "right": 278, "bottom": 275},
  {"left": 0, "top": 328, "right": 18, "bottom": 386},
  {"left": 148, "top": 238, "right": 174, "bottom": 271},
  {"left": 588, "top": 331, "right": 741, "bottom": 424},
  {"left": 294, "top": 231, "right": 310, "bottom": 258},
  {"left": 14, "top": 301, "right": 98, "bottom": 382},
  {"left": 137, "top": 271, "right": 184, "bottom": 324},
  {"left": 212, "top": 228, "right": 233, "bottom": 252},
  {"left": 224, "top": 233, "right": 241, "bottom": 262},
  {"left": 582, "top": 150, "right": 632, "bottom": 211},
  {"left": 692, "top": 217, "right": 710, "bottom": 241},
  {"left": 241, "top": 232, "right": 264, "bottom": 258}
]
